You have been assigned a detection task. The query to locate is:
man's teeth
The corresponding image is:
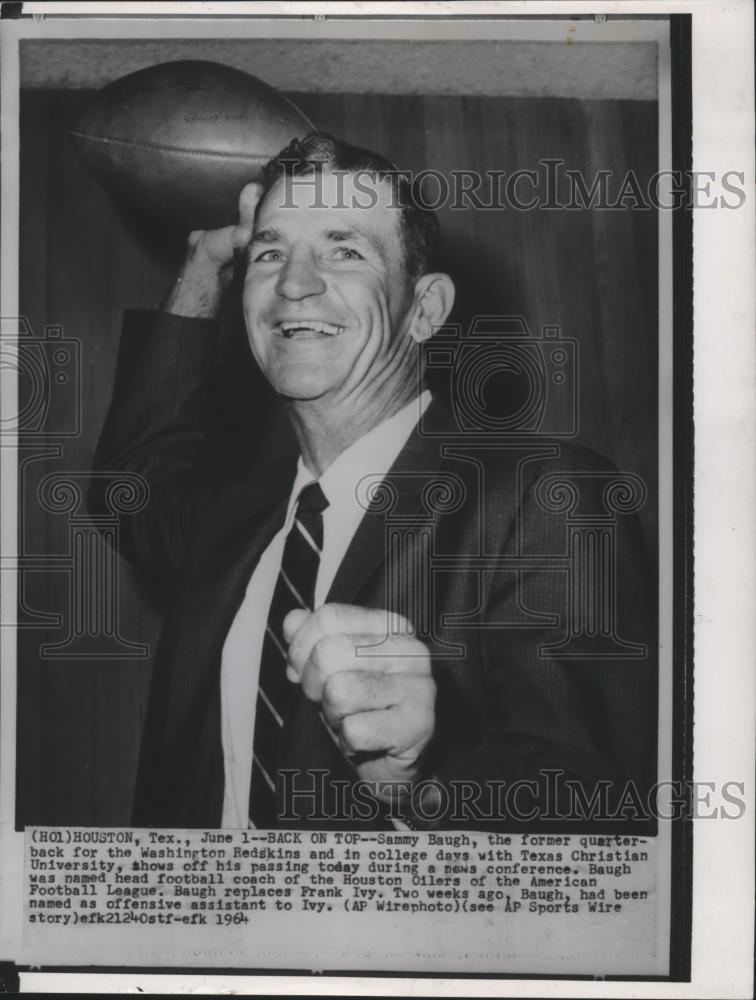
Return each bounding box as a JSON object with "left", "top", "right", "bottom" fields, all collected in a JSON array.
[{"left": 279, "top": 321, "right": 343, "bottom": 338}]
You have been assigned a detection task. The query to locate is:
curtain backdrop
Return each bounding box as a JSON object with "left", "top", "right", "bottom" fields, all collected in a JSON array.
[{"left": 16, "top": 89, "right": 658, "bottom": 826}]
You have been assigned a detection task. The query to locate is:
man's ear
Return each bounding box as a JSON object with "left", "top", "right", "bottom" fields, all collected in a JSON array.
[{"left": 407, "top": 273, "right": 456, "bottom": 343}]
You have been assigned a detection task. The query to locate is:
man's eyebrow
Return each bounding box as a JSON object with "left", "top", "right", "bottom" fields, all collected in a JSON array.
[
  {"left": 323, "top": 227, "right": 384, "bottom": 256},
  {"left": 250, "top": 227, "right": 283, "bottom": 245},
  {"left": 323, "top": 228, "right": 359, "bottom": 241}
]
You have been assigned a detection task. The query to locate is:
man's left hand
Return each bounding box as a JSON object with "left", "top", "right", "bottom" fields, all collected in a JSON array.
[{"left": 283, "top": 604, "right": 435, "bottom": 795}]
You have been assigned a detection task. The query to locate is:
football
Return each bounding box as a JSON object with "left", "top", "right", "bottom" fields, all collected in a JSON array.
[{"left": 70, "top": 60, "right": 314, "bottom": 230}]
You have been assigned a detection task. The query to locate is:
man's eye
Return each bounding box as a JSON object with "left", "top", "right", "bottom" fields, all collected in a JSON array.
[
  {"left": 331, "top": 246, "right": 364, "bottom": 260},
  {"left": 252, "top": 249, "right": 284, "bottom": 263}
]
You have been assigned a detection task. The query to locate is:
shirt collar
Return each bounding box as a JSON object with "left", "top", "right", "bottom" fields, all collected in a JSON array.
[{"left": 285, "top": 390, "right": 432, "bottom": 525}]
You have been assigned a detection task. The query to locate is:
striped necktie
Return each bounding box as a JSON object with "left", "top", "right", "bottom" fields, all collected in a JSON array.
[{"left": 248, "top": 480, "right": 329, "bottom": 828}]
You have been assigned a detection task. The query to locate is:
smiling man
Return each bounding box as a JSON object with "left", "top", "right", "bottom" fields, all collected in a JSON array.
[
  {"left": 92, "top": 133, "right": 656, "bottom": 831},
  {"left": 243, "top": 162, "right": 453, "bottom": 475}
]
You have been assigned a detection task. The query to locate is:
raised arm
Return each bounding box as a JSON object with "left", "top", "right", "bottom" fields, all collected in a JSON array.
[{"left": 89, "top": 184, "right": 261, "bottom": 600}]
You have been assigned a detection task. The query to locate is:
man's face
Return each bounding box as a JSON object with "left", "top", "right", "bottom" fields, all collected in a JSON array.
[{"left": 243, "top": 170, "right": 416, "bottom": 404}]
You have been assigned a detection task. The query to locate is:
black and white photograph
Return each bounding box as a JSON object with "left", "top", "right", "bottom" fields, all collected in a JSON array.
[{"left": 0, "top": 2, "right": 752, "bottom": 995}]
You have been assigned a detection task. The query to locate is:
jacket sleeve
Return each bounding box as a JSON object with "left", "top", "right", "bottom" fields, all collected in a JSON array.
[
  {"left": 425, "top": 448, "right": 658, "bottom": 832},
  {"left": 89, "top": 309, "right": 225, "bottom": 601}
]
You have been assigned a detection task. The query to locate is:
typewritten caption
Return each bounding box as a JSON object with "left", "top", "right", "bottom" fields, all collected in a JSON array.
[{"left": 25, "top": 827, "right": 653, "bottom": 927}]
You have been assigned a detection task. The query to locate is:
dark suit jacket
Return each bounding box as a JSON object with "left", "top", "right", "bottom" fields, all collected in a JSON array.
[{"left": 91, "top": 310, "right": 657, "bottom": 831}]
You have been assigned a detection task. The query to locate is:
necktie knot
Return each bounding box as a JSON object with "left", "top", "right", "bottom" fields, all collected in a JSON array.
[{"left": 297, "top": 480, "right": 328, "bottom": 516}]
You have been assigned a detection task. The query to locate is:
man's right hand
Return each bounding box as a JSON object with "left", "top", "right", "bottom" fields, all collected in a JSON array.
[{"left": 163, "top": 182, "right": 262, "bottom": 319}]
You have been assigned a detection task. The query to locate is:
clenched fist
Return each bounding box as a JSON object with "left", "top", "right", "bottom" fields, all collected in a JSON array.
[{"left": 283, "top": 604, "right": 436, "bottom": 798}]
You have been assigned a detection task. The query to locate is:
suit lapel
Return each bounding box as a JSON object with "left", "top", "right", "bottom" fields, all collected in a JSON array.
[
  {"left": 326, "top": 397, "right": 456, "bottom": 606},
  {"left": 201, "top": 460, "right": 297, "bottom": 625},
  {"left": 137, "top": 458, "right": 299, "bottom": 827}
]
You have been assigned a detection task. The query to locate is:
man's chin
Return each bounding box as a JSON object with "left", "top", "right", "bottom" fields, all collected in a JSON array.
[{"left": 273, "top": 377, "right": 332, "bottom": 403}]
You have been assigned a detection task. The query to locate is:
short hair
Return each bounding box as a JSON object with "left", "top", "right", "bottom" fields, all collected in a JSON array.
[{"left": 257, "top": 132, "right": 441, "bottom": 280}]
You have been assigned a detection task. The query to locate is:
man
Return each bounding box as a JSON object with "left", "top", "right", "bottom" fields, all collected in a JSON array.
[{"left": 92, "top": 133, "right": 656, "bottom": 830}]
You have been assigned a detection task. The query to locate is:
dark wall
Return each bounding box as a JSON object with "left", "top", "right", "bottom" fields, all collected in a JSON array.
[{"left": 16, "top": 88, "right": 658, "bottom": 826}]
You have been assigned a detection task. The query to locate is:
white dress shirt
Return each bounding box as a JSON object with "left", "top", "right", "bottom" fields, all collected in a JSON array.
[{"left": 220, "top": 390, "right": 432, "bottom": 827}]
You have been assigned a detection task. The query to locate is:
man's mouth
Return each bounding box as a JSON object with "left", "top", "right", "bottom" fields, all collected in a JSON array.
[{"left": 276, "top": 320, "right": 345, "bottom": 339}]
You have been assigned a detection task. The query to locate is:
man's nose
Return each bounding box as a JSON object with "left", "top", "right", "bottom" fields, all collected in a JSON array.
[{"left": 275, "top": 249, "right": 327, "bottom": 300}]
